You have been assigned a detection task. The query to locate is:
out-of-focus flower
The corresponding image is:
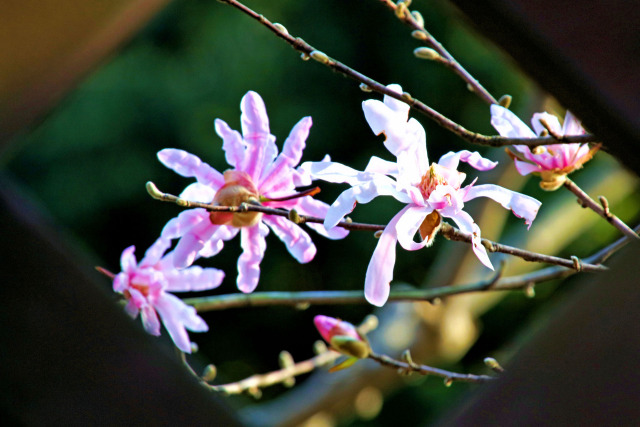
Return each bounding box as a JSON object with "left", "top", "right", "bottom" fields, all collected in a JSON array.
[
  {"left": 303, "top": 84, "right": 541, "bottom": 306},
  {"left": 490, "top": 105, "right": 599, "bottom": 190},
  {"left": 113, "top": 238, "right": 224, "bottom": 353},
  {"left": 158, "top": 91, "right": 348, "bottom": 293},
  {"left": 314, "top": 315, "right": 370, "bottom": 368}
]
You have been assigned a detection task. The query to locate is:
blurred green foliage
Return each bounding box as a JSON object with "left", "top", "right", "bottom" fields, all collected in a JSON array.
[{"left": 8, "top": 0, "right": 631, "bottom": 424}]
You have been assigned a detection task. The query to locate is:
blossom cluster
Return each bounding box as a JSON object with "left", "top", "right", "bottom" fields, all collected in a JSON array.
[{"left": 106, "top": 88, "right": 595, "bottom": 351}]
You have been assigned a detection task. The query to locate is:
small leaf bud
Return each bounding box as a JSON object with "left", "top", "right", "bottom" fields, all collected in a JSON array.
[
  {"left": 288, "top": 208, "right": 301, "bottom": 224},
  {"left": 313, "top": 340, "right": 328, "bottom": 355},
  {"left": 411, "top": 10, "right": 424, "bottom": 27},
  {"left": 524, "top": 283, "right": 536, "bottom": 298},
  {"left": 374, "top": 230, "right": 383, "bottom": 238},
  {"left": 414, "top": 47, "right": 441, "bottom": 61},
  {"left": 444, "top": 378, "right": 453, "bottom": 387},
  {"left": 498, "top": 94, "right": 512, "bottom": 108},
  {"left": 279, "top": 350, "right": 295, "bottom": 369},
  {"left": 273, "top": 23, "right": 289, "bottom": 36},
  {"left": 310, "top": 50, "right": 330, "bottom": 64},
  {"left": 411, "top": 30, "right": 428, "bottom": 41},
  {"left": 359, "top": 83, "right": 373, "bottom": 92},
  {"left": 300, "top": 52, "right": 310, "bottom": 61},
  {"left": 202, "top": 364, "right": 217, "bottom": 382}
]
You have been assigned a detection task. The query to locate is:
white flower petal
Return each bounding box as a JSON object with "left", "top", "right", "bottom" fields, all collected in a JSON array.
[
  {"left": 490, "top": 104, "right": 537, "bottom": 138},
  {"left": 464, "top": 184, "right": 541, "bottom": 228}
]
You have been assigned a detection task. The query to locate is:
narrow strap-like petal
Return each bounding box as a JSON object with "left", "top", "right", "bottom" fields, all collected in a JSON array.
[
  {"left": 120, "top": 246, "right": 137, "bottom": 273},
  {"left": 395, "top": 205, "right": 432, "bottom": 251},
  {"left": 324, "top": 177, "right": 409, "bottom": 229},
  {"left": 140, "top": 238, "right": 171, "bottom": 267},
  {"left": 161, "top": 209, "right": 209, "bottom": 240},
  {"left": 295, "top": 197, "right": 349, "bottom": 240},
  {"left": 157, "top": 148, "right": 224, "bottom": 188},
  {"left": 240, "top": 92, "right": 278, "bottom": 181},
  {"left": 165, "top": 265, "right": 225, "bottom": 292},
  {"left": 171, "top": 220, "right": 219, "bottom": 269},
  {"left": 365, "top": 156, "right": 399, "bottom": 176},
  {"left": 300, "top": 160, "right": 374, "bottom": 186},
  {"left": 199, "top": 225, "right": 239, "bottom": 258},
  {"left": 154, "top": 294, "right": 206, "bottom": 353},
  {"left": 263, "top": 215, "right": 317, "bottom": 263},
  {"left": 438, "top": 150, "right": 498, "bottom": 172},
  {"left": 490, "top": 104, "right": 537, "bottom": 138},
  {"left": 364, "top": 209, "right": 404, "bottom": 306},
  {"left": 464, "top": 184, "right": 541, "bottom": 228},
  {"left": 513, "top": 159, "right": 542, "bottom": 176},
  {"left": 562, "top": 111, "right": 586, "bottom": 136},
  {"left": 179, "top": 183, "right": 216, "bottom": 204},
  {"left": 214, "top": 118, "right": 245, "bottom": 168},
  {"left": 140, "top": 305, "right": 161, "bottom": 336},
  {"left": 531, "top": 112, "right": 562, "bottom": 136},
  {"left": 259, "top": 116, "right": 312, "bottom": 188},
  {"left": 445, "top": 210, "right": 493, "bottom": 269},
  {"left": 237, "top": 223, "right": 269, "bottom": 293}
]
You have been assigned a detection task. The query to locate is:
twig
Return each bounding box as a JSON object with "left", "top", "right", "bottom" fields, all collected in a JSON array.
[
  {"left": 377, "top": 0, "right": 498, "bottom": 105},
  {"left": 216, "top": 0, "right": 597, "bottom": 148},
  {"left": 368, "top": 351, "right": 494, "bottom": 384},
  {"left": 147, "top": 181, "right": 607, "bottom": 272},
  {"left": 185, "top": 224, "right": 640, "bottom": 312},
  {"left": 204, "top": 319, "right": 379, "bottom": 396},
  {"left": 563, "top": 178, "right": 639, "bottom": 240}
]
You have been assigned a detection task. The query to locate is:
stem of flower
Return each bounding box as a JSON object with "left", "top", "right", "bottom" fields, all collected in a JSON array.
[{"left": 563, "top": 178, "right": 639, "bottom": 240}]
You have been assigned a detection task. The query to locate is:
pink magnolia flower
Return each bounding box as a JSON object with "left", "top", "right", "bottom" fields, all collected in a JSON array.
[
  {"left": 158, "top": 91, "right": 348, "bottom": 293},
  {"left": 490, "top": 105, "right": 599, "bottom": 190},
  {"left": 113, "top": 238, "right": 224, "bottom": 353},
  {"left": 303, "top": 85, "right": 541, "bottom": 306}
]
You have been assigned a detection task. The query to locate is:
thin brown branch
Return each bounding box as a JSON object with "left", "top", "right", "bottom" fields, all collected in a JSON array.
[
  {"left": 147, "top": 181, "right": 606, "bottom": 272},
  {"left": 216, "top": 0, "right": 597, "bottom": 148},
  {"left": 368, "top": 351, "right": 494, "bottom": 384},
  {"left": 378, "top": 0, "right": 498, "bottom": 105},
  {"left": 563, "top": 178, "right": 639, "bottom": 240},
  {"left": 146, "top": 182, "right": 607, "bottom": 272}
]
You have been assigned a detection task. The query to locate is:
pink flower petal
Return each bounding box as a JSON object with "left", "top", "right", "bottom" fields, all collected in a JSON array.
[
  {"left": 199, "top": 225, "right": 239, "bottom": 258},
  {"left": 395, "top": 205, "right": 432, "bottom": 251},
  {"left": 259, "top": 116, "right": 312, "bottom": 190},
  {"left": 237, "top": 223, "right": 269, "bottom": 293},
  {"left": 295, "top": 197, "right": 349, "bottom": 239},
  {"left": 172, "top": 220, "right": 220, "bottom": 269},
  {"left": 140, "top": 305, "right": 161, "bottom": 336},
  {"left": 120, "top": 246, "right": 137, "bottom": 273},
  {"left": 263, "top": 215, "right": 317, "bottom": 263},
  {"left": 562, "top": 111, "right": 585, "bottom": 135},
  {"left": 240, "top": 92, "right": 278, "bottom": 180},
  {"left": 161, "top": 209, "right": 209, "bottom": 240},
  {"left": 490, "top": 104, "right": 537, "bottom": 138},
  {"left": 324, "top": 177, "right": 410, "bottom": 229},
  {"left": 154, "top": 294, "right": 206, "bottom": 353},
  {"left": 113, "top": 272, "right": 129, "bottom": 293},
  {"left": 364, "top": 156, "right": 399, "bottom": 176},
  {"left": 157, "top": 148, "right": 224, "bottom": 188},
  {"left": 364, "top": 209, "right": 404, "bottom": 306},
  {"left": 140, "top": 238, "right": 171, "bottom": 267},
  {"left": 214, "top": 118, "right": 245, "bottom": 168},
  {"left": 438, "top": 150, "right": 498, "bottom": 172},
  {"left": 532, "top": 112, "right": 562, "bottom": 136},
  {"left": 513, "top": 159, "right": 542, "bottom": 176},
  {"left": 445, "top": 210, "right": 493, "bottom": 269},
  {"left": 165, "top": 265, "right": 225, "bottom": 292},
  {"left": 464, "top": 184, "right": 541, "bottom": 229},
  {"left": 179, "top": 183, "right": 216, "bottom": 204}
]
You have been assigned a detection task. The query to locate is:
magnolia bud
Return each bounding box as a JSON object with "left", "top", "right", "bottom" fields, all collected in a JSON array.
[{"left": 498, "top": 94, "right": 512, "bottom": 108}]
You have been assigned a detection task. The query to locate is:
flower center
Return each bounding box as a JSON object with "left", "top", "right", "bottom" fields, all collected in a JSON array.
[
  {"left": 211, "top": 170, "right": 262, "bottom": 227},
  {"left": 418, "top": 163, "right": 447, "bottom": 199}
]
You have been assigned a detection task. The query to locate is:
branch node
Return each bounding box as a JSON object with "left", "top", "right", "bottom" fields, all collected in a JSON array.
[
  {"left": 598, "top": 195, "right": 612, "bottom": 218},
  {"left": 571, "top": 255, "right": 583, "bottom": 272}
]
